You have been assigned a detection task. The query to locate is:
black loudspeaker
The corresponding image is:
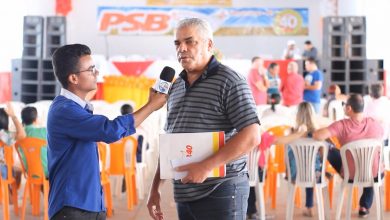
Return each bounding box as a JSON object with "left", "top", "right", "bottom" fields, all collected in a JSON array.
[
  {"left": 366, "top": 59, "right": 384, "bottom": 82},
  {"left": 11, "top": 59, "right": 22, "bottom": 101},
  {"left": 45, "top": 16, "right": 66, "bottom": 58},
  {"left": 23, "top": 16, "right": 44, "bottom": 58}
]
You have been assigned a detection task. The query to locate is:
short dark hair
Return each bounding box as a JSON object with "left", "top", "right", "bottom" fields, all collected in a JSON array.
[
  {"left": 306, "top": 57, "right": 316, "bottom": 64},
  {"left": 268, "top": 62, "right": 279, "bottom": 70},
  {"left": 120, "top": 104, "right": 134, "bottom": 115},
  {"left": 0, "top": 108, "right": 9, "bottom": 130},
  {"left": 251, "top": 56, "right": 260, "bottom": 63},
  {"left": 270, "top": 93, "right": 281, "bottom": 112},
  {"left": 52, "top": 44, "right": 91, "bottom": 88},
  {"left": 346, "top": 93, "right": 364, "bottom": 113},
  {"left": 21, "top": 106, "right": 38, "bottom": 125},
  {"left": 370, "top": 84, "right": 383, "bottom": 99},
  {"left": 304, "top": 40, "right": 312, "bottom": 45}
]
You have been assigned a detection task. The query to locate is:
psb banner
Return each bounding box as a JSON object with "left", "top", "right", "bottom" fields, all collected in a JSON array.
[
  {"left": 97, "top": 7, "right": 308, "bottom": 36},
  {"left": 146, "top": 0, "right": 232, "bottom": 6}
]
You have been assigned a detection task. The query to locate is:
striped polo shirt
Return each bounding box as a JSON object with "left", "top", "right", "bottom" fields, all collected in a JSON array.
[{"left": 165, "top": 56, "right": 260, "bottom": 202}]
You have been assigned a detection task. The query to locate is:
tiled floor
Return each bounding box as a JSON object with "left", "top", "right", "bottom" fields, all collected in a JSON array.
[{"left": 2, "top": 174, "right": 390, "bottom": 220}]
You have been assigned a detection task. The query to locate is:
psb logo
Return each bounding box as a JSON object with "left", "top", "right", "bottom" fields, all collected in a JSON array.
[
  {"left": 180, "top": 145, "right": 193, "bottom": 158},
  {"left": 185, "top": 145, "right": 193, "bottom": 157},
  {"left": 98, "top": 11, "right": 171, "bottom": 34},
  {"left": 158, "top": 81, "right": 170, "bottom": 93}
]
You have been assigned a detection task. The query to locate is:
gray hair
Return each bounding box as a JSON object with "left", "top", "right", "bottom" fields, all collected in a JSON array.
[{"left": 176, "top": 18, "right": 213, "bottom": 42}]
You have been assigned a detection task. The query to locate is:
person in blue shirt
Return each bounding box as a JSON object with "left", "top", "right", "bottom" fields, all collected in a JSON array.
[
  {"left": 47, "top": 44, "right": 167, "bottom": 220},
  {"left": 266, "top": 62, "right": 281, "bottom": 102},
  {"left": 303, "top": 58, "right": 323, "bottom": 113}
]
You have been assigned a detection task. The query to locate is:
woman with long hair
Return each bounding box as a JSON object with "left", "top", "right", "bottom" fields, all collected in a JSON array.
[{"left": 274, "top": 102, "right": 322, "bottom": 217}]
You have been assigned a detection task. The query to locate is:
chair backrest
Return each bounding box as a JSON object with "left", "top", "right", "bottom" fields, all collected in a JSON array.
[
  {"left": 327, "top": 99, "right": 345, "bottom": 121},
  {"left": 248, "top": 147, "right": 261, "bottom": 186},
  {"left": 108, "top": 136, "right": 137, "bottom": 175},
  {"left": 0, "top": 140, "right": 14, "bottom": 181},
  {"left": 267, "top": 125, "right": 291, "bottom": 137},
  {"left": 267, "top": 125, "right": 292, "bottom": 172},
  {"left": 261, "top": 115, "right": 295, "bottom": 129},
  {"left": 248, "top": 146, "right": 268, "bottom": 186},
  {"left": 97, "top": 142, "right": 109, "bottom": 171},
  {"left": 384, "top": 146, "right": 390, "bottom": 171},
  {"left": 341, "top": 138, "right": 383, "bottom": 186},
  {"left": 14, "top": 137, "right": 47, "bottom": 184},
  {"left": 286, "top": 138, "right": 328, "bottom": 187}
]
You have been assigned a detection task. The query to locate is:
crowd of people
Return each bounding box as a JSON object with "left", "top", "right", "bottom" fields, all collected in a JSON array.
[{"left": 0, "top": 18, "right": 388, "bottom": 220}]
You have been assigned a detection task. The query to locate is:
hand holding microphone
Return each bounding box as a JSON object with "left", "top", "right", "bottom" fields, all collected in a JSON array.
[{"left": 147, "top": 66, "right": 175, "bottom": 111}]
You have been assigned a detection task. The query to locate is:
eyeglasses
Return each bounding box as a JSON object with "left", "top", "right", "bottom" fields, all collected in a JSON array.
[{"left": 75, "top": 65, "right": 98, "bottom": 75}]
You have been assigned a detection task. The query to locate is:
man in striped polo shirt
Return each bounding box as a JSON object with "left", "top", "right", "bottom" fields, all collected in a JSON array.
[{"left": 147, "top": 18, "right": 261, "bottom": 220}]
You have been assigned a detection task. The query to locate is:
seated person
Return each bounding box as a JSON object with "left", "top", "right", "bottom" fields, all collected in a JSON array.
[
  {"left": 21, "top": 106, "right": 47, "bottom": 140},
  {"left": 262, "top": 93, "right": 291, "bottom": 118},
  {"left": 274, "top": 102, "right": 322, "bottom": 217},
  {"left": 364, "top": 84, "right": 390, "bottom": 145},
  {"left": 322, "top": 84, "right": 347, "bottom": 119},
  {"left": 313, "top": 94, "right": 384, "bottom": 218},
  {"left": 0, "top": 103, "right": 26, "bottom": 191}
]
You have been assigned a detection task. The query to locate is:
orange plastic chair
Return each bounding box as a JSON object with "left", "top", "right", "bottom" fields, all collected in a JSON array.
[
  {"left": 97, "top": 142, "right": 114, "bottom": 217},
  {"left": 108, "top": 136, "right": 138, "bottom": 210},
  {"left": 0, "top": 140, "right": 19, "bottom": 220},
  {"left": 14, "top": 137, "right": 48, "bottom": 220},
  {"left": 265, "top": 125, "right": 292, "bottom": 209},
  {"left": 385, "top": 170, "right": 390, "bottom": 211}
]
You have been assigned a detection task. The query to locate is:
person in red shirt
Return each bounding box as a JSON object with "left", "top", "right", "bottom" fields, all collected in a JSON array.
[
  {"left": 280, "top": 61, "right": 304, "bottom": 106},
  {"left": 247, "top": 56, "right": 269, "bottom": 105}
]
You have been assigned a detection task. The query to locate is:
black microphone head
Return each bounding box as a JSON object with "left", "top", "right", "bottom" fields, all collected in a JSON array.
[{"left": 160, "top": 66, "right": 175, "bottom": 82}]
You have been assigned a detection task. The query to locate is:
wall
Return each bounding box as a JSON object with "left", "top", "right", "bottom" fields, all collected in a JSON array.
[
  {"left": 68, "top": 0, "right": 323, "bottom": 60},
  {"left": 338, "top": 0, "right": 390, "bottom": 70},
  {"left": 0, "top": 0, "right": 54, "bottom": 72}
]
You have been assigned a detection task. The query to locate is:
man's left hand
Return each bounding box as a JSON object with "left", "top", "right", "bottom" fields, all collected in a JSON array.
[{"left": 175, "top": 162, "right": 211, "bottom": 184}]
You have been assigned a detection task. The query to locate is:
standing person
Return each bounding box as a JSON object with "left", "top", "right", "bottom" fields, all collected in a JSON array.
[
  {"left": 280, "top": 61, "right": 304, "bottom": 107},
  {"left": 147, "top": 18, "right": 261, "bottom": 220},
  {"left": 248, "top": 56, "right": 269, "bottom": 105},
  {"left": 313, "top": 94, "right": 383, "bottom": 218},
  {"left": 47, "top": 44, "right": 167, "bottom": 220},
  {"left": 303, "top": 58, "right": 323, "bottom": 113},
  {"left": 266, "top": 62, "right": 281, "bottom": 101},
  {"left": 282, "top": 40, "right": 301, "bottom": 60},
  {"left": 302, "top": 40, "right": 318, "bottom": 61}
]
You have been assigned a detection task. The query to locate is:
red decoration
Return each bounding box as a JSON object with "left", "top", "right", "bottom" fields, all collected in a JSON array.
[
  {"left": 0, "top": 72, "right": 11, "bottom": 102},
  {"left": 112, "top": 61, "right": 154, "bottom": 76},
  {"left": 56, "top": 0, "right": 72, "bottom": 16}
]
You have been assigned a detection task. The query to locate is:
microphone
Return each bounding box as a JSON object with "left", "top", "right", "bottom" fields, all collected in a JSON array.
[{"left": 153, "top": 66, "right": 175, "bottom": 94}]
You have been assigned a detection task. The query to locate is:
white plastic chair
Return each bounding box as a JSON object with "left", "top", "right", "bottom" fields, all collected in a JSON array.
[
  {"left": 248, "top": 146, "right": 268, "bottom": 220},
  {"left": 134, "top": 132, "right": 147, "bottom": 200},
  {"left": 260, "top": 115, "right": 295, "bottom": 130},
  {"left": 384, "top": 147, "right": 390, "bottom": 171},
  {"left": 285, "top": 138, "right": 330, "bottom": 220},
  {"left": 327, "top": 100, "right": 345, "bottom": 121},
  {"left": 336, "top": 139, "right": 383, "bottom": 220}
]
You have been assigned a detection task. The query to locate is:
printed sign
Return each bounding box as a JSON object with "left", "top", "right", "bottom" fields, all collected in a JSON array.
[{"left": 97, "top": 7, "right": 308, "bottom": 36}]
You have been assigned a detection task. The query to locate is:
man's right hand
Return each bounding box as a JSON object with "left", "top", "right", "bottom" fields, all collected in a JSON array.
[
  {"left": 148, "top": 88, "right": 168, "bottom": 111},
  {"left": 147, "top": 189, "right": 164, "bottom": 220}
]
